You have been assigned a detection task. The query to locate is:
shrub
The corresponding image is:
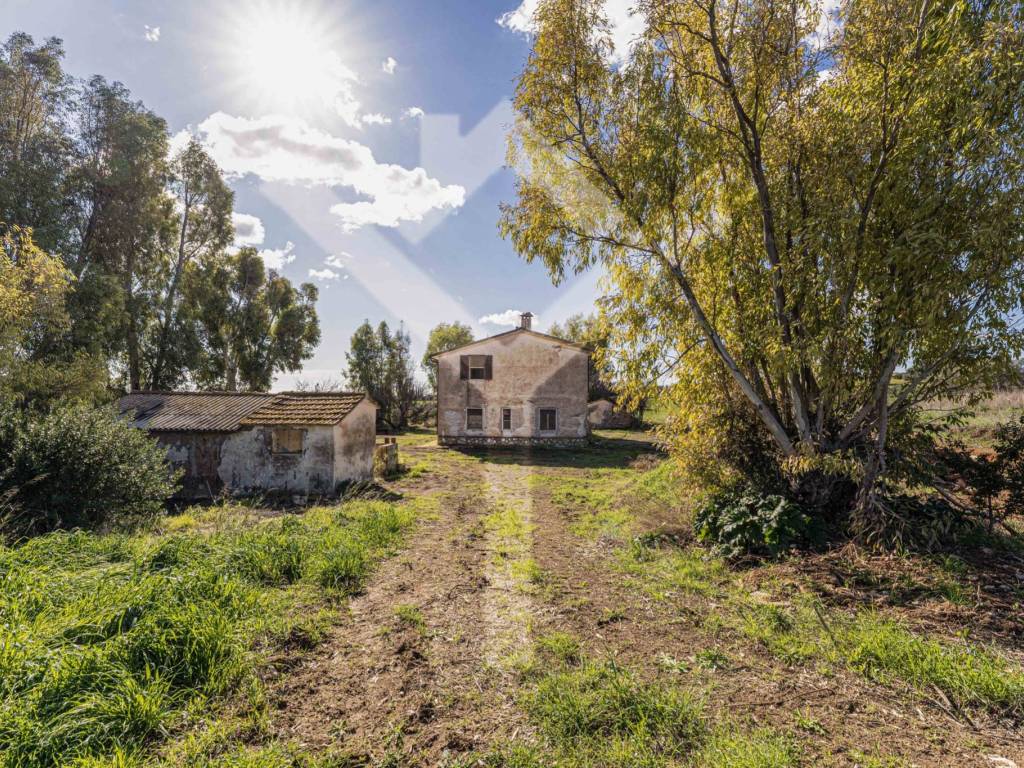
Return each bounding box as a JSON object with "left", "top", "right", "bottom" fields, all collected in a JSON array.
[
  {"left": 1, "top": 405, "right": 178, "bottom": 537},
  {"left": 694, "top": 487, "right": 812, "bottom": 559}
]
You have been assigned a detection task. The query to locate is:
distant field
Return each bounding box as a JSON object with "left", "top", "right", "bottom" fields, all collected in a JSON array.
[{"left": 922, "top": 388, "right": 1024, "bottom": 448}]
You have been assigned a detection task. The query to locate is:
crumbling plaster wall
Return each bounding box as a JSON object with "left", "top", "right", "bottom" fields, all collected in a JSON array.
[
  {"left": 218, "top": 425, "right": 335, "bottom": 495},
  {"left": 333, "top": 399, "right": 377, "bottom": 484},
  {"left": 436, "top": 332, "right": 590, "bottom": 443}
]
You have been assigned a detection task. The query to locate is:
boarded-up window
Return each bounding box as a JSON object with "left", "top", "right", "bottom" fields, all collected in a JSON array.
[
  {"left": 539, "top": 409, "right": 557, "bottom": 432},
  {"left": 272, "top": 428, "right": 305, "bottom": 454},
  {"left": 461, "top": 355, "right": 492, "bottom": 380},
  {"left": 502, "top": 407, "right": 512, "bottom": 431},
  {"left": 466, "top": 408, "right": 484, "bottom": 430}
]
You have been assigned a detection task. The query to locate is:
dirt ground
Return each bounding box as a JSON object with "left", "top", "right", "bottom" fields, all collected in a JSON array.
[{"left": 265, "top": 435, "right": 1024, "bottom": 767}]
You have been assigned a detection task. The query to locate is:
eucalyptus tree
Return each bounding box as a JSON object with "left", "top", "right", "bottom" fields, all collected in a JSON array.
[
  {"left": 147, "top": 139, "right": 234, "bottom": 389},
  {"left": 501, "top": 0, "right": 1024, "bottom": 537},
  {"left": 188, "top": 247, "right": 320, "bottom": 392}
]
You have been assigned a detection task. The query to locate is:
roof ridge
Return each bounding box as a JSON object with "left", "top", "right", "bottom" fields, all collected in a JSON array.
[
  {"left": 126, "top": 389, "right": 274, "bottom": 396},
  {"left": 430, "top": 327, "right": 591, "bottom": 358}
]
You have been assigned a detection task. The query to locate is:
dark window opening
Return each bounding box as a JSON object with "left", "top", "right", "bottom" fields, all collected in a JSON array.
[
  {"left": 461, "top": 354, "right": 492, "bottom": 380},
  {"left": 502, "top": 408, "right": 512, "bottom": 431},
  {"left": 466, "top": 408, "right": 483, "bottom": 430},
  {"left": 539, "top": 409, "right": 557, "bottom": 432}
]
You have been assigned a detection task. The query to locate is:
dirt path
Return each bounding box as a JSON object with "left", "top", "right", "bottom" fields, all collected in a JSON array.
[
  {"left": 267, "top": 447, "right": 540, "bottom": 765},
  {"left": 266, "top": 439, "right": 1024, "bottom": 767}
]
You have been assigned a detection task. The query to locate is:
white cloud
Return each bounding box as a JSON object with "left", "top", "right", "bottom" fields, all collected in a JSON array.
[
  {"left": 497, "top": 0, "right": 643, "bottom": 63},
  {"left": 231, "top": 212, "right": 265, "bottom": 247},
  {"left": 809, "top": 0, "right": 842, "bottom": 49},
  {"left": 479, "top": 309, "right": 529, "bottom": 327},
  {"left": 403, "top": 106, "right": 425, "bottom": 120},
  {"left": 144, "top": 25, "right": 161, "bottom": 42},
  {"left": 361, "top": 112, "right": 392, "bottom": 125},
  {"left": 193, "top": 112, "right": 464, "bottom": 231},
  {"left": 381, "top": 56, "right": 397, "bottom": 75},
  {"left": 309, "top": 267, "right": 340, "bottom": 281},
  {"left": 258, "top": 241, "right": 296, "bottom": 270},
  {"left": 325, "top": 253, "right": 352, "bottom": 268}
]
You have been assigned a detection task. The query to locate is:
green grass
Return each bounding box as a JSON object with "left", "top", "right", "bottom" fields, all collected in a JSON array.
[
  {"left": 475, "top": 636, "right": 799, "bottom": 768},
  {"left": 394, "top": 603, "right": 427, "bottom": 632},
  {"left": 736, "top": 596, "right": 1024, "bottom": 713},
  {"left": 0, "top": 500, "right": 416, "bottom": 767},
  {"left": 619, "top": 536, "right": 1024, "bottom": 716}
]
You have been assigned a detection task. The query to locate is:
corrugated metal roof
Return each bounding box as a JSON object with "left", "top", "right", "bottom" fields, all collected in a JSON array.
[
  {"left": 240, "top": 392, "right": 368, "bottom": 426},
  {"left": 118, "top": 392, "right": 275, "bottom": 432}
]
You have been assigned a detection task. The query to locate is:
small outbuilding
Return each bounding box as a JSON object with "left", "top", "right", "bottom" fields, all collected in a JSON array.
[
  {"left": 587, "top": 398, "right": 636, "bottom": 429},
  {"left": 118, "top": 391, "right": 377, "bottom": 499}
]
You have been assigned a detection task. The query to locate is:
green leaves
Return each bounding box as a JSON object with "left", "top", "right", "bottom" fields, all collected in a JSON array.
[{"left": 505, "top": 0, "right": 1024, "bottom": 516}]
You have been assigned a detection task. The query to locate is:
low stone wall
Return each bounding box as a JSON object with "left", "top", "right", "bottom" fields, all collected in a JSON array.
[
  {"left": 439, "top": 435, "right": 588, "bottom": 449},
  {"left": 374, "top": 438, "right": 399, "bottom": 477}
]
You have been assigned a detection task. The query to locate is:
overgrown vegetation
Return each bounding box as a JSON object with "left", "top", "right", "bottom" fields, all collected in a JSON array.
[
  {"left": 502, "top": 0, "right": 1024, "bottom": 544},
  {"left": 694, "top": 487, "right": 815, "bottom": 560},
  {"left": 0, "top": 500, "right": 414, "bottom": 767},
  {"left": 0, "top": 404, "right": 177, "bottom": 537}
]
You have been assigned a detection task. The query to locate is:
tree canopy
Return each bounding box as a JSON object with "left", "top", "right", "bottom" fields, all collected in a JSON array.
[
  {"left": 501, "top": 0, "right": 1024, "bottom": 539},
  {"left": 0, "top": 32, "right": 319, "bottom": 403},
  {"left": 421, "top": 321, "right": 474, "bottom": 392}
]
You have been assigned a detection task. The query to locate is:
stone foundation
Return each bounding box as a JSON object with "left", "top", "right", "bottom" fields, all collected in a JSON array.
[{"left": 439, "top": 435, "right": 589, "bottom": 449}]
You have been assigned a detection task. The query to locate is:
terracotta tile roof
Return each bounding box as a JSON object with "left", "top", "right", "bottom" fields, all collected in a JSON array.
[
  {"left": 118, "top": 391, "right": 372, "bottom": 432},
  {"left": 240, "top": 392, "right": 369, "bottom": 426},
  {"left": 118, "top": 392, "right": 275, "bottom": 432}
]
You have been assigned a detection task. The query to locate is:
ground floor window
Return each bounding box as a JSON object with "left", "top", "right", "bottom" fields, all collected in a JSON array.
[
  {"left": 502, "top": 407, "right": 512, "bottom": 431},
  {"left": 272, "top": 428, "right": 305, "bottom": 454},
  {"left": 466, "top": 407, "right": 483, "bottom": 430},
  {"left": 539, "top": 408, "right": 557, "bottom": 432}
]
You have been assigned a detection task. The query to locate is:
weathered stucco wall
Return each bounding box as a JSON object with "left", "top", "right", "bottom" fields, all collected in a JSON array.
[
  {"left": 218, "top": 425, "right": 336, "bottom": 495},
  {"left": 333, "top": 398, "right": 377, "bottom": 484},
  {"left": 436, "top": 331, "right": 590, "bottom": 445},
  {"left": 155, "top": 432, "right": 229, "bottom": 498}
]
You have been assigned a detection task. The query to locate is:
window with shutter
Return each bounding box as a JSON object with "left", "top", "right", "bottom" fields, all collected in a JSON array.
[
  {"left": 466, "top": 408, "right": 483, "bottom": 430},
  {"left": 467, "top": 355, "right": 490, "bottom": 379}
]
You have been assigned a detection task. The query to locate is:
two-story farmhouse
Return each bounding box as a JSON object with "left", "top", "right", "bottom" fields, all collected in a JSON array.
[{"left": 432, "top": 312, "right": 591, "bottom": 447}]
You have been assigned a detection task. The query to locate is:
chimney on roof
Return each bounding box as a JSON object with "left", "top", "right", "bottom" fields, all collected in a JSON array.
[{"left": 519, "top": 311, "right": 533, "bottom": 330}]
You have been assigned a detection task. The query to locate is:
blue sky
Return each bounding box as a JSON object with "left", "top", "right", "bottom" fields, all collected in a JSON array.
[{"left": 1, "top": 0, "right": 611, "bottom": 388}]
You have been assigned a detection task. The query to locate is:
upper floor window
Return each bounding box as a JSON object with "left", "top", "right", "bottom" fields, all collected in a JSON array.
[
  {"left": 460, "top": 354, "right": 492, "bottom": 380},
  {"left": 539, "top": 409, "right": 557, "bottom": 432}
]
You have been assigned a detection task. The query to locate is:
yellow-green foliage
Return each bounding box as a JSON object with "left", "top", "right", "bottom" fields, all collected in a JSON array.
[
  {"left": 503, "top": 0, "right": 1024, "bottom": 511},
  {"left": 0, "top": 500, "right": 414, "bottom": 767}
]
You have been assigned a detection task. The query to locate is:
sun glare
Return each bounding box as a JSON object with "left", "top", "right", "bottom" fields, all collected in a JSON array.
[{"left": 226, "top": 2, "right": 354, "bottom": 116}]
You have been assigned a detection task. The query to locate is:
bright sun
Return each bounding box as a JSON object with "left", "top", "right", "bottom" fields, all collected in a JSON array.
[{"left": 227, "top": 1, "right": 353, "bottom": 116}]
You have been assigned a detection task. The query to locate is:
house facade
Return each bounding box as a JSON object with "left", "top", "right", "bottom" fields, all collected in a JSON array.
[
  {"left": 433, "top": 313, "right": 590, "bottom": 447},
  {"left": 117, "top": 391, "right": 377, "bottom": 499}
]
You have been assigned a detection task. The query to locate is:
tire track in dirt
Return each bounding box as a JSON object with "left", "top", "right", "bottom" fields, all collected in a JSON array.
[{"left": 265, "top": 446, "right": 533, "bottom": 765}]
